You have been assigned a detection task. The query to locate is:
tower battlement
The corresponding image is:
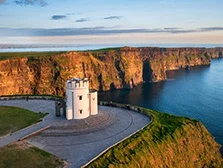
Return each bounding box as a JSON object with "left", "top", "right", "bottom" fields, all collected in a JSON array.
[{"left": 66, "top": 78, "right": 89, "bottom": 89}]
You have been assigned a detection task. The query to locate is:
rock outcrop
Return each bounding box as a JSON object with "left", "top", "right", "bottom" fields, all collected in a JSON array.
[{"left": 0, "top": 47, "right": 222, "bottom": 96}]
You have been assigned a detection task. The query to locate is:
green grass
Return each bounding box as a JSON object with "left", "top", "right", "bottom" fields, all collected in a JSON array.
[
  {"left": 85, "top": 47, "right": 121, "bottom": 53},
  {"left": 0, "top": 94, "right": 65, "bottom": 99},
  {"left": 86, "top": 104, "right": 197, "bottom": 168},
  {"left": 0, "top": 106, "right": 46, "bottom": 136},
  {"left": 0, "top": 48, "right": 121, "bottom": 61},
  {"left": 0, "top": 51, "right": 66, "bottom": 60},
  {"left": 0, "top": 142, "right": 65, "bottom": 168}
]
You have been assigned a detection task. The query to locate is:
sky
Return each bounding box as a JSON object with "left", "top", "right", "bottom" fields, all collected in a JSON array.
[{"left": 0, "top": 0, "right": 223, "bottom": 45}]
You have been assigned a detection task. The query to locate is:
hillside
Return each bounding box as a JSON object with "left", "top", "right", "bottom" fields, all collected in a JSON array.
[
  {"left": 0, "top": 47, "right": 222, "bottom": 95},
  {"left": 86, "top": 106, "right": 223, "bottom": 168}
]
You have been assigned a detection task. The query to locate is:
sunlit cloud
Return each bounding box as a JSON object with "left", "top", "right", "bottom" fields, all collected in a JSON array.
[
  {"left": 1, "top": 27, "right": 223, "bottom": 37},
  {"left": 1, "top": 31, "right": 223, "bottom": 45},
  {"left": 0, "top": 0, "right": 5, "bottom": 4}
]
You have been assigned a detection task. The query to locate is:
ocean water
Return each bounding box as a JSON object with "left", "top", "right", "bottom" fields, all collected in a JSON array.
[{"left": 99, "top": 58, "right": 223, "bottom": 146}]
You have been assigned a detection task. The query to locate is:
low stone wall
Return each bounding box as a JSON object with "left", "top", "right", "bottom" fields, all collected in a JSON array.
[
  {"left": 0, "top": 95, "right": 66, "bottom": 117},
  {"left": 0, "top": 95, "right": 64, "bottom": 101},
  {"left": 99, "top": 101, "right": 152, "bottom": 120},
  {"left": 0, "top": 96, "right": 151, "bottom": 120}
]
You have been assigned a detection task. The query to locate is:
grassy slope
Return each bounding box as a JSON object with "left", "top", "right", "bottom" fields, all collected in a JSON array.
[
  {"left": 86, "top": 47, "right": 121, "bottom": 53},
  {"left": 0, "top": 142, "right": 64, "bottom": 168},
  {"left": 0, "top": 51, "right": 66, "bottom": 60},
  {"left": 0, "top": 48, "right": 121, "bottom": 60},
  {"left": 87, "top": 106, "right": 223, "bottom": 168},
  {"left": 0, "top": 106, "right": 46, "bottom": 136}
]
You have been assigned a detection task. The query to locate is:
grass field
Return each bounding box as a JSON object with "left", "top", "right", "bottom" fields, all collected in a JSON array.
[
  {"left": 86, "top": 47, "right": 120, "bottom": 52},
  {"left": 0, "top": 142, "right": 65, "bottom": 168},
  {"left": 0, "top": 51, "right": 66, "bottom": 60},
  {"left": 0, "top": 106, "right": 46, "bottom": 136},
  {"left": 0, "top": 48, "right": 121, "bottom": 61}
]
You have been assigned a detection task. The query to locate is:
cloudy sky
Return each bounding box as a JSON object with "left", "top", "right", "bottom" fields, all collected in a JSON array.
[{"left": 0, "top": 0, "right": 223, "bottom": 45}]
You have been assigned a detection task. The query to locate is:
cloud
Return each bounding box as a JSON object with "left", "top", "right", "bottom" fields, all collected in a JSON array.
[
  {"left": 51, "top": 15, "right": 67, "bottom": 20},
  {"left": 0, "top": 26, "right": 223, "bottom": 37},
  {"left": 104, "top": 16, "right": 122, "bottom": 20},
  {"left": 66, "top": 13, "right": 81, "bottom": 15},
  {"left": 164, "top": 27, "right": 180, "bottom": 30},
  {"left": 0, "top": 0, "right": 47, "bottom": 6},
  {"left": 75, "top": 18, "right": 90, "bottom": 23},
  {"left": 14, "top": 0, "right": 47, "bottom": 6},
  {"left": 199, "top": 27, "right": 223, "bottom": 32}
]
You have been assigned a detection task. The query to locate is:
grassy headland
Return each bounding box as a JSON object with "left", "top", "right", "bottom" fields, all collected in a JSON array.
[
  {"left": 0, "top": 106, "right": 46, "bottom": 136},
  {"left": 0, "top": 142, "right": 65, "bottom": 168},
  {"left": 0, "top": 48, "right": 121, "bottom": 61},
  {"left": 0, "top": 51, "right": 67, "bottom": 60},
  {"left": 86, "top": 104, "right": 223, "bottom": 168},
  {"left": 86, "top": 47, "right": 120, "bottom": 53}
]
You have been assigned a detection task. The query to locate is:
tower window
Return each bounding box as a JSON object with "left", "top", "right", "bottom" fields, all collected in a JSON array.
[
  {"left": 79, "top": 96, "right": 82, "bottom": 100},
  {"left": 80, "top": 110, "right": 83, "bottom": 114}
]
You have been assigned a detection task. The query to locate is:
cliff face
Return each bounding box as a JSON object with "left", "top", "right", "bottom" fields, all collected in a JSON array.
[
  {"left": 139, "top": 47, "right": 222, "bottom": 82},
  {"left": 0, "top": 47, "right": 222, "bottom": 95}
]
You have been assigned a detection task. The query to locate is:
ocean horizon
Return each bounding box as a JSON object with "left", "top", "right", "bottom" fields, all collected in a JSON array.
[{"left": 0, "top": 43, "right": 222, "bottom": 53}]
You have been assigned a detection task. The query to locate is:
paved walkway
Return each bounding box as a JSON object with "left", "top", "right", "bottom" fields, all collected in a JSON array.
[
  {"left": 0, "top": 100, "right": 150, "bottom": 168},
  {"left": 42, "top": 110, "right": 117, "bottom": 136}
]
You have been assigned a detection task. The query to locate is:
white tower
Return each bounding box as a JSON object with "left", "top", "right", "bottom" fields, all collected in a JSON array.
[
  {"left": 89, "top": 90, "right": 98, "bottom": 115},
  {"left": 66, "top": 78, "right": 98, "bottom": 120}
]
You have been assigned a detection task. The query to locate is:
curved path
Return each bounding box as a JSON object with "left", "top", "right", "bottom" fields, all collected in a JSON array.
[{"left": 0, "top": 100, "right": 150, "bottom": 168}]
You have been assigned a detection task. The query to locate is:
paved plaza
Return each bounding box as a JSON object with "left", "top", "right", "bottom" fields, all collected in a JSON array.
[{"left": 0, "top": 100, "right": 150, "bottom": 168}]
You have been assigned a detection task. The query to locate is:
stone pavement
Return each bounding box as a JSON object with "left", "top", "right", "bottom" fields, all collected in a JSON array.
[
  {"left": 0, "top": 100, "right": 150, "bottom": 168},
  {"left": 42, "top": 109, "right": 118, "bottom": 136},
  {"left": 29, "top": 106, "right": 150, "bottom": 168}
]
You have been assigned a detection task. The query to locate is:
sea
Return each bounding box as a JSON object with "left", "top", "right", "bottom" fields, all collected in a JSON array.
[{"left": 99, "top": 58, "right": 223, "bottom": 148}]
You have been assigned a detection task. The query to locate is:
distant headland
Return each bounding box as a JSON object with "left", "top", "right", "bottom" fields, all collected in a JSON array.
[{"left": 0, "top": 46, "right": 222, "bottom": 96}]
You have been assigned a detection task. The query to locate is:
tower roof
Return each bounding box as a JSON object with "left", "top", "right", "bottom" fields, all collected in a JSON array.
[{"left": 67, "top": 78, "right": 88, "bottom": 82}]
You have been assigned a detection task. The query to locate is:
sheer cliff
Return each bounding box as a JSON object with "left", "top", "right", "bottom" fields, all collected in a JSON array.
[{"left": 0, "top": 47, "right": 222, "bottom": 95}]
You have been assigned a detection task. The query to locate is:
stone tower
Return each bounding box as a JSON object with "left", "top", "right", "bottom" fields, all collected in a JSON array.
[{"left": 66, "top": 78, "right": 98, "bottom": 120}]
